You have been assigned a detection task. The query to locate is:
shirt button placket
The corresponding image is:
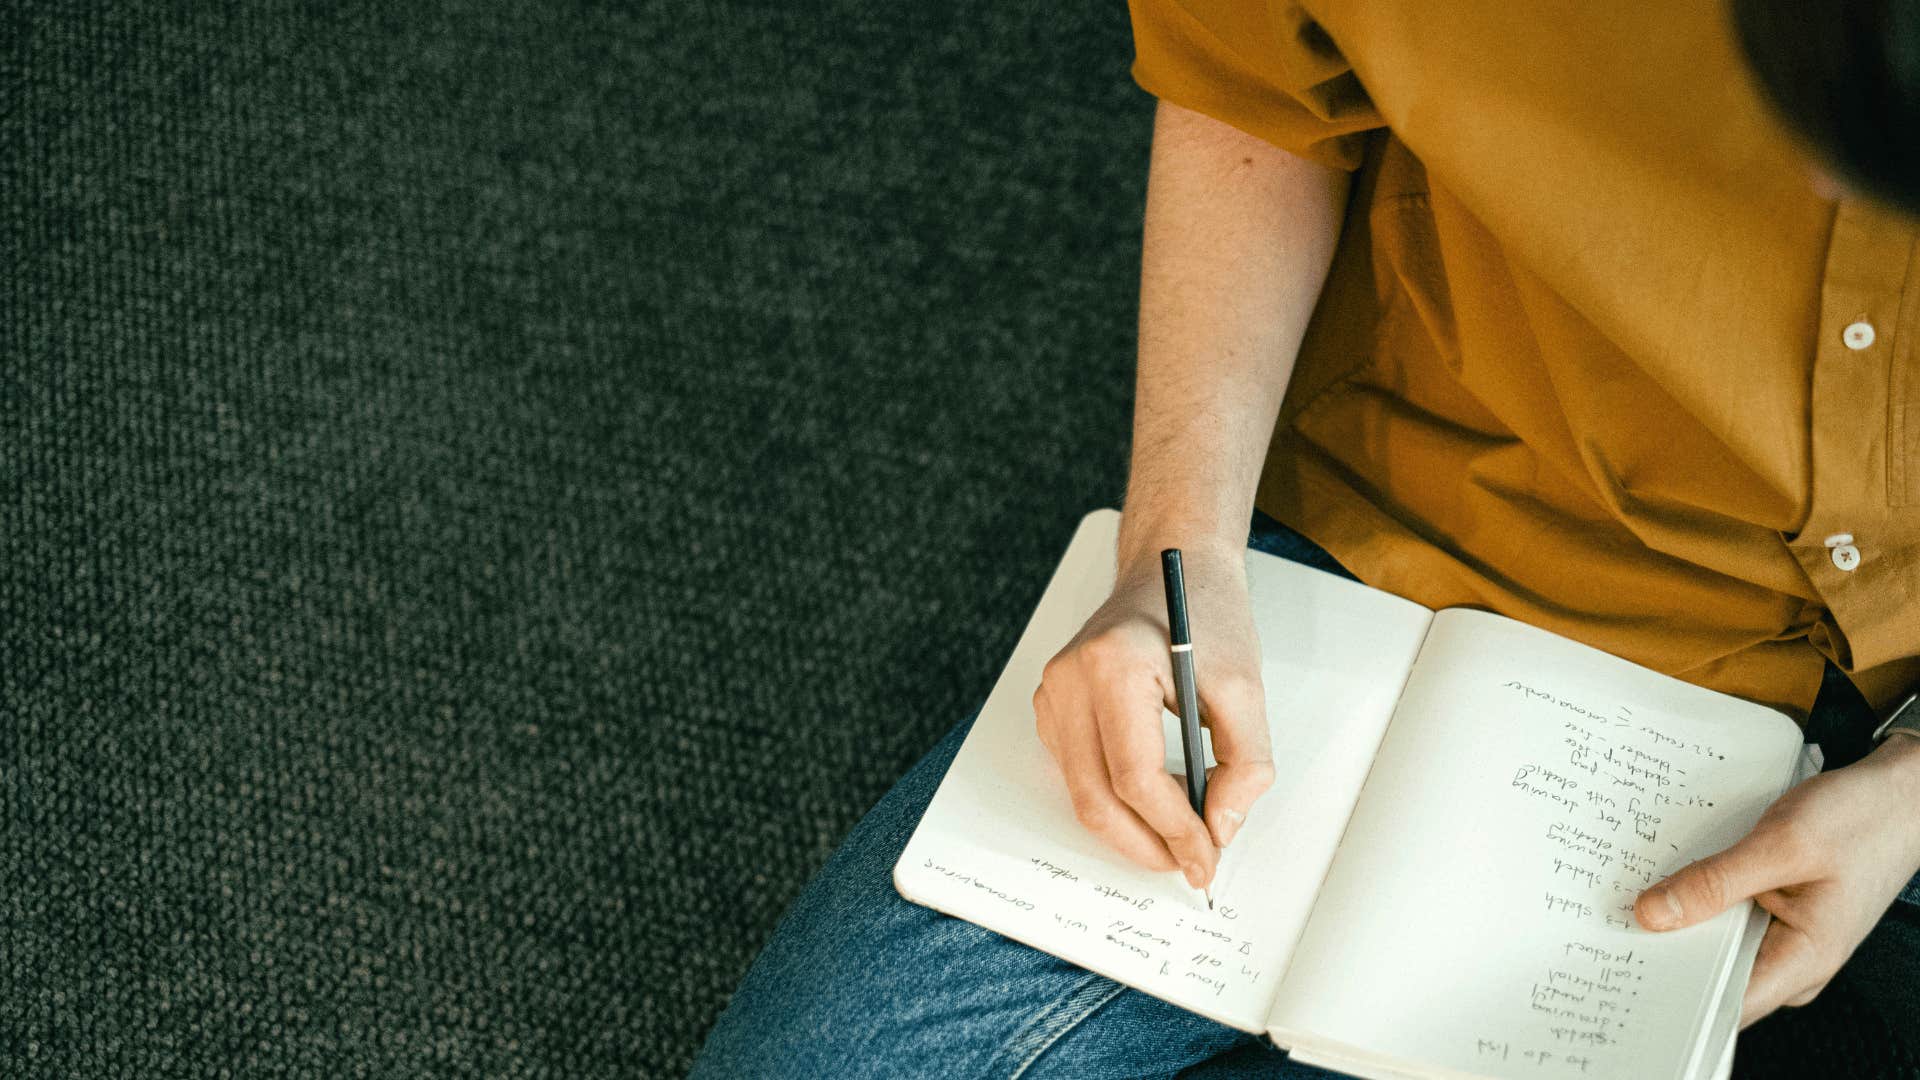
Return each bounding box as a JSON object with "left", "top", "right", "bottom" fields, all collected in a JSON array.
[{"left": 1796, "top": 200, "right": 1905, "bottom": 606}]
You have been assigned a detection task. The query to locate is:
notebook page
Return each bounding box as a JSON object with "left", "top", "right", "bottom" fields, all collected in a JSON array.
[
  {"left": 1267, "top": 608, "right": 1803, "bottom": 1080},
  {"left": 894, "top": 508, "right": 1434, "bottom": 1033}
]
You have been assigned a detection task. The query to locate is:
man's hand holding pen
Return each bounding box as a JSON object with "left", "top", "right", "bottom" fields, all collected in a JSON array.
[{"left": 1031, "top": 540, "right": 1275, "bottom": 895}]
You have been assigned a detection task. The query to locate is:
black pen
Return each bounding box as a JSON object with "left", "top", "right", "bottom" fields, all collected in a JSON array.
[{"left": 1160, "top": 548, "right": 1213, "bottom": 910}]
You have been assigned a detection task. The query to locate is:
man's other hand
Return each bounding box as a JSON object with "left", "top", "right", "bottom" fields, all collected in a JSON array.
[{"left": 1634, "top": 736, "right": 1920, "bottom": 1027}]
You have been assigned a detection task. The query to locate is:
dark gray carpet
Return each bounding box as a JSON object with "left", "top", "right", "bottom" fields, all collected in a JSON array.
[{"left": 3, "top": 2, "right": 1913, "bottom": 1076}]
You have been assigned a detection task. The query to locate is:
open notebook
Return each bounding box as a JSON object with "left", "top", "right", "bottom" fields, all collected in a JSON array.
[{"left": 893, "top": 509, "right": 1822, "bottom": 1080}]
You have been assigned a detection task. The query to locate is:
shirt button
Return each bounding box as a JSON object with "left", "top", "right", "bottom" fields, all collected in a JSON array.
[
  {"left": 1825, "top": 532, "right": 1861, "bottom": 571},
  {"left": 1843, "top": 321, "right": 1876, "bottom": 350}
]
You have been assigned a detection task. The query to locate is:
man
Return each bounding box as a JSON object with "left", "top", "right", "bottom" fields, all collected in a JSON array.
[{"left": 692, "top": 1, "right": 1920, "bottom": 1075}]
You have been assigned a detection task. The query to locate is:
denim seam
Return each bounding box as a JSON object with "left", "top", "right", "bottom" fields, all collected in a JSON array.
[{"left": 992, "top": 972, "right": 1128, "bottom": 1079}]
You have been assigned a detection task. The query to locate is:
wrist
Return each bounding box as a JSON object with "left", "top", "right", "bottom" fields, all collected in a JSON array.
[
  {"left": 1116, "top": 500, "right": 1252, "bottom": 568},
  {"left": 1115, "top": 525, "right": 1247, "bottom": 584},
  {"left": 1867, "top": 731, "right": 1920, "bottom": 797},
  {"left": 1863, "top": 734, "right": 1920, "bottom": 882}
]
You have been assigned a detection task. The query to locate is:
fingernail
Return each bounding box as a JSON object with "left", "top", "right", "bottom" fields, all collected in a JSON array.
[
  {"left": 1216, "top": 807, "right": 1246, "bottom": 848},
  {"left": 1182, "top": 862, "right": 1204, "bottom": 889},
  {"left": 1641, "top": 887, "right": 1682, "bottom": 930}
]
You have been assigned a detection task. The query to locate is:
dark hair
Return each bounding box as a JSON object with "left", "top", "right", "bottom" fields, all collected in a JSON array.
[{"left": 1729, "top": 0, "right": 1920, "bottom": 216}]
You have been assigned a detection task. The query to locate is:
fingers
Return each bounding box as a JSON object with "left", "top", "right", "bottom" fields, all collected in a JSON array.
[
  {"left": 1636, "top": 825, "right": 1812, "bottom": 931},
  {"left": 1195, "top": 673, "right": 1274, "bottom": 849},
  {"left": 1094, "top": 682, "right": 1218, "bottom": 888},
  {"left": 1784, "top": 980, "right": 1830, "bottom": 1008},
  {"left": 1739, "top": 919, "right": 1830, "bottom": 1028},
  {"left": 1036, "top": 675, "right": 1179, "bottom": 873}
]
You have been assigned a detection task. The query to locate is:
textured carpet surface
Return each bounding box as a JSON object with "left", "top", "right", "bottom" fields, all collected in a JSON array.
[{"left": 3, "top": 2, "right": 1915, "bottom": 1077}]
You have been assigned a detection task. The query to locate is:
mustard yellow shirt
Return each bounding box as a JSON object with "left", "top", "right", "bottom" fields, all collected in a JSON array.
[{"left": 1128, "top": 0, "right": 1920, "bottom": 723}]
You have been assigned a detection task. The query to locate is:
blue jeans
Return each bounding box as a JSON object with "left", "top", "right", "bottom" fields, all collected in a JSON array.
[{"left": 691, "top": 510, "right": 1918, "bottom": 1078}]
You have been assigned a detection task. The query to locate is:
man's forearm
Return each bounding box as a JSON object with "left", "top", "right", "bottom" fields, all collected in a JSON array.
[{"left": 1116, "top": 99, "right": 1352, "bottom": 571}]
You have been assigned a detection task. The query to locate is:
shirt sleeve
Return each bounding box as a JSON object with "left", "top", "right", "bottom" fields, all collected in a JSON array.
[{"left": 1126, "top": 0, "right": 1385, "bottom": 171}]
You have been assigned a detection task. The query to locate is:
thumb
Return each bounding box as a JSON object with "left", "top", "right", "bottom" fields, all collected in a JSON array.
[
  {"left": 1195, "top": 675, "right": 1274, "bottom": 850},
  {"left": 1636, "top": 833, "right": 1796, "bottom": 932}
]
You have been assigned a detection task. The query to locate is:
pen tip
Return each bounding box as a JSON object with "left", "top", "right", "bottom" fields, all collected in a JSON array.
[{"left": 1206, "top": 890, "right": 1215, "bottom": 911}]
